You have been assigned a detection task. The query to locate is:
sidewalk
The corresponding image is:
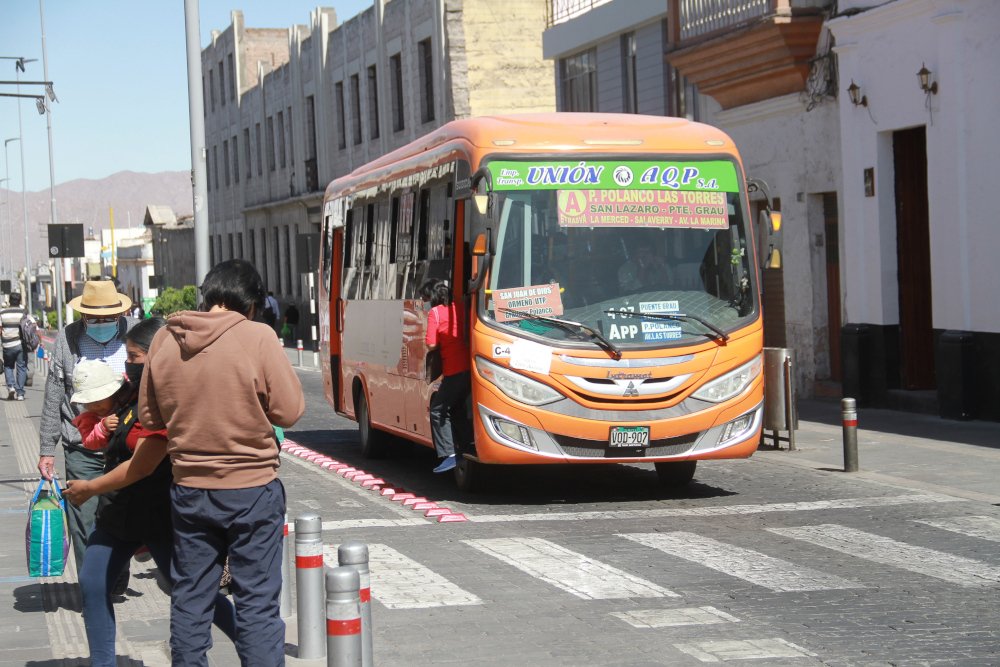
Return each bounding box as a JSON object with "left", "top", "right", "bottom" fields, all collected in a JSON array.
[{"left": 2, "top": 365, "right": 999, "bottom": 664}]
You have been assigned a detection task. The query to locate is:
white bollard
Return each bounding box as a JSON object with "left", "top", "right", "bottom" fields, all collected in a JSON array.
[
  {"left": 295, "top": 514, "right": 325, "bottom": 659},
  {"left": 326, "top": 567, "right": 362, "bottom": 667}
]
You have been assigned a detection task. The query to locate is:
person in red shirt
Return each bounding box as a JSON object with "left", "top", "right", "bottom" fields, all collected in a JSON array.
[
  {"left": 69, "top": 359, "right": 126, "bottom": 451},
  {"left": 420, "top": 279, "right": 471, "bottom": 473}
]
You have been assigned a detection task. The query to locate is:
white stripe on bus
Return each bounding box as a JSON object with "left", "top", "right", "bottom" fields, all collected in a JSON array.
[
  {"left": 464, "top": 537, "right": 678, "bottom": 600},
  {"left": 622, "top": 532, "right": 861, "bottom": 592},
  {"left": 767, "top": 524, "right": 1000, "bottom": 588}
]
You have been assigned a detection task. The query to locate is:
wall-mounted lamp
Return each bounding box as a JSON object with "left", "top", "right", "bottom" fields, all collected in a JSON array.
[
  {"left": 917, "top": 63, "right": 938, "bottom": 95},
  {"left": 847, "top": 80, "right": 867, "bottom": 107}
]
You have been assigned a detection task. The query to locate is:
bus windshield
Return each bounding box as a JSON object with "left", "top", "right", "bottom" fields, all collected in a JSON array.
[{"left": 483, "top": 159, "right": 756, "bottom": 349}]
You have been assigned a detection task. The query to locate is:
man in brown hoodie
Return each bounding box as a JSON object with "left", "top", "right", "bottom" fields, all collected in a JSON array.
[{"left": 139, "top": 259, "right": 304, "bottom": 666}]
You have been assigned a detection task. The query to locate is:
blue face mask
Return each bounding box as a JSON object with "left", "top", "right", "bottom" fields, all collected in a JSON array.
[{"left": 86, "top": 320, "right": 118, "bottom": 344}]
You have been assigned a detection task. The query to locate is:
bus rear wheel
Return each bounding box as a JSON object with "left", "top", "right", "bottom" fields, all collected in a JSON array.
[
  {"left": 357, "top": 393, "right": 390, "bottom": 459},
  {"left": 654, "top": 460, "right": 697, "bottom": 487}
]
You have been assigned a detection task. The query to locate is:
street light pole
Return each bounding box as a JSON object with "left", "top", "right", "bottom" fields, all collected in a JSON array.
[
  {"left": 184, "top": 0, "right": 210, "bottom": 295},
  {"left": 0, "top": 177, "right": 8, "bottom": 281},
  {"left": 15, "top": 65, "right": 32, "bottom": 315},
  {"left": 4, "top": 139, "right": 19, "bottom": 288},
  {"left": 39, "top": 0, "right": 62, "bottom": 329}
]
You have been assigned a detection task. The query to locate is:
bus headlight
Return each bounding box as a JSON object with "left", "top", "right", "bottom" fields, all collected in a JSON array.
[
  {"left": 475, "top": 357, "right": 562, "bottom": 406},
  {"left": 692, "top": 355, "right": 762, "bottom": 403}
]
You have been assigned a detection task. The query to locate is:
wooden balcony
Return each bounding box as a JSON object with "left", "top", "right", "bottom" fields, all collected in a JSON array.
[{"left": 667, "top": 0, "right": 828, "bottom": 110}]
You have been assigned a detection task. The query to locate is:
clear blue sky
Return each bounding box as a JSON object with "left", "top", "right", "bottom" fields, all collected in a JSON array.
[{"left": 0, "top": 1, "right": 371, "bottom": 193}]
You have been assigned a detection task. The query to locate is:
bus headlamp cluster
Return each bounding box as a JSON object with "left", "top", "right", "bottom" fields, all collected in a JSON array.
[
  {"left": 475, "top": 357, "right": 562, "bottom": 406},
  {"left": 491, "top": 417, "right": 538, "bottom": 450},
  {"left": 692, "top": 355, "right": 762, "bottom": 403},
  {"left": 717, "top": 411, "right": 756, "bottom": 446}
]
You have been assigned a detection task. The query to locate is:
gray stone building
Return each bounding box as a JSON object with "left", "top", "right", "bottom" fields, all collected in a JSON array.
[{"left": 202, "top": 0, "right": 555, "bottom": 338}]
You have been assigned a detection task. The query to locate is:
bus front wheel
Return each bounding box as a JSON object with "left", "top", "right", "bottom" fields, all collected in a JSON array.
[
  {"left": 454, "top": 455, "right": 485, "bottom": 493},
  {"left": 654, "top": 460, "right": 697, "bottom": 487},
  {"left": 357, "top": 393, "right": 390, "bottom": 458}
]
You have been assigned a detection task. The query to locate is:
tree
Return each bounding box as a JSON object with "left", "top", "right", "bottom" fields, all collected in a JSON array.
[{"left": 152, "top": 286, "right": 197, "bottom": 316}]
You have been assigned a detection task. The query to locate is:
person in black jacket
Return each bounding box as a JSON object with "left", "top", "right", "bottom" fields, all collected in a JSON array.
[{"left": 64, "top": 318, "right": 236, "bottom": 666}]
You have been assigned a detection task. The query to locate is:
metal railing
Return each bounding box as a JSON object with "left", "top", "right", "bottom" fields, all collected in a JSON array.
[
  {"left": 679, "top": 0, "right": 777, "bottom": 41},
  {"left": 546, "top": 0, "right": 613, "bottom": 28}
]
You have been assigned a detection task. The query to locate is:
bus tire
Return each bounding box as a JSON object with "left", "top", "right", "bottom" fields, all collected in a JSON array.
[
  {"left": 357, "top": 393, "right": 390, "bottom": 459},
  {"left": 454, "top": 455, "right": 485, "bottom": 493},
  {"left": 654, "top": 460, "right": 697, "bottom": 487}
]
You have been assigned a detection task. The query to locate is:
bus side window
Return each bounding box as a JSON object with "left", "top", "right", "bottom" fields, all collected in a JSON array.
[{"left": 321, "top": 215, "right": 333, "bottom": 293}]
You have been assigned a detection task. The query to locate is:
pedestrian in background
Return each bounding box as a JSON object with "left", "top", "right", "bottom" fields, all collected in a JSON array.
[
  {"left": 64, "top": 317, "right": 238, "bottom": 667},
  {"left": 139, "top": 259, "right": 304, "bottom": 665},
  {"left": 263, "top": 290, "right": 279, "bottom": 330},
  {"left": 282, "top": 303, "right": 299, "bottom": 342},
  {"left": 1, "top": 292, "right": 28, "bottom": 401},
  {"left": 37, "top": 280, "right": 137, "bottom": 568},
  {"left": 420, "top": 279, "right": 471, "bottom": 474}
]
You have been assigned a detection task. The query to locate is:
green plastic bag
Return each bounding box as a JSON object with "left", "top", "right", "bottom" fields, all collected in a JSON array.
[
  {"left": 279, "top": 323, "right": 291, "bottom": 339},
  {"left": 26, "top": 478, "right": 69, "bottom": 577}
]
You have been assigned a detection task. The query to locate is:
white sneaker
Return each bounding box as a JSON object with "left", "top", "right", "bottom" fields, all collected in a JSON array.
[{"left": 15, "top": 395, "right": 25, "bottom": 401}]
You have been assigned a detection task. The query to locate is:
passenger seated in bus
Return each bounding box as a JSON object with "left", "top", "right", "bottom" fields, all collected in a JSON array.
[{"left": 617, "top": 243, "right": 673, "bottom": 293}]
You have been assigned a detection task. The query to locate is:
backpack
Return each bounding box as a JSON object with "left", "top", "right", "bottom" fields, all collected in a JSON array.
[{"left": 20, "top": 314, "right": 40, "bottom": 351}]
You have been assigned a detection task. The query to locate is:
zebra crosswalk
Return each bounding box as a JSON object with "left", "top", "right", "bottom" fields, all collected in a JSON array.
[{"left": 336, "top": 515, "right": 1000, "bottom": 611}]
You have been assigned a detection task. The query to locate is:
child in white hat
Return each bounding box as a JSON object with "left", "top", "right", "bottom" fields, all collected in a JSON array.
[{"left": 70, "top": 359, "right": 126, "bottom": 451}]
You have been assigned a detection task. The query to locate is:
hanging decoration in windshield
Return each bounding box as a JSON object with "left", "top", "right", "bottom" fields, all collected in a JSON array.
[{"left": 487, "top": 160, "right": 739, "bottom": 192}]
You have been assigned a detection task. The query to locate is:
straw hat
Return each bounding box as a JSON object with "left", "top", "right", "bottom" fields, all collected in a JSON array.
[
  {"left": 70, "top": 360, "right": 125, "bottom": 404},
  {"left": 68, "top": 280, "right": 132, "bottom": 316}
]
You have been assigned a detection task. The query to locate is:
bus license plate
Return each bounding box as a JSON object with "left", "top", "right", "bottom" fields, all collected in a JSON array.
[{"left": 609, "top": 426, "right": 650, "bottom": 448}]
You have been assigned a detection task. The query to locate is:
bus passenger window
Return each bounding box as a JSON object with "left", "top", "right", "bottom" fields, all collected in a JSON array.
[
  {"left": 343, "top": 209, "right": 355, "bottom": 268},
  {"left": 416, "top": 189, "right": 430, "bottom": 261}
]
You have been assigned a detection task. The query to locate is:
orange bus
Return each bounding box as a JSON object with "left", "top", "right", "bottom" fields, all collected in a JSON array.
[{"left": 318, "top": 113, "right": 775, "bottom": 491}]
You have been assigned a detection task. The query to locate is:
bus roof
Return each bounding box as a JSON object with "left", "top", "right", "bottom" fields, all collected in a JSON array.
[{"left": 331, "top": 113, "right": 739, "bottom": 192}]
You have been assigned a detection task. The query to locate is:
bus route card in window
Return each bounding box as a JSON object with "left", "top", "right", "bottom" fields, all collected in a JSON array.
[{"left": 609, "top": 425, "right": 650, "bottom": 447}]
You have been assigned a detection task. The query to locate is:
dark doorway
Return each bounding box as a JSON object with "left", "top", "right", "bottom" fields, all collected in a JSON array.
[
  {"left": 892, "top": 126, "right": 935, "bottom": 389},
  {"left": 822, "top": 193, "right": 842, "bottom": 380}
]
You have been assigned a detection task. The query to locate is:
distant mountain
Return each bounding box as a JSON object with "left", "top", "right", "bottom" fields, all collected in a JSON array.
[{"left": 0, "top": 171, "right": 192, "bottom": 267}]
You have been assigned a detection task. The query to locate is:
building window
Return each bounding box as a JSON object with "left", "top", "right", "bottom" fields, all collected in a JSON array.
[
  {"left": 209, "top": 68, "right": 216, "bottom": 111},
  {"left": 350, "top": 74, "right": 362, "bottom": 145},
  {"left": 255, "top": 123, "right": 263, "bottom": 176},
  {"left": 237, "top": 232, "right": 243, "bottom": 259},
  {"left": 390, "top": 53, "right": 404, "bottom": 132},
  {"left": 285, "top": 225, "right": 294, "bottom": 296},
  {"left": 202, "top": 75, "right": 207, "bottom": 117},
  {"left": 277, "top": 111, "right": 287, "bottom": 169},
  {"left": 205, "top": 151, "right": 211, "bottom": 192},
  {"left": 213, "top": 145, "right": 219, "bottom": 190},
  {"left": 223, "top": 139, "right": 230, "bottom": 187},
  {"left": 287, "top": 106, "right": 294, "bottom": 167},
  {"left": 335, "top": 82, "right": 346, "bottom": 149},
  {"left": 560, "top": 48, "right": 597, "bottom": 112},
  {"left": 622, "top": 33, "right": 638, "bottom": 113},
  {"left": 259, "top": 229, "right": 268, "bottom": 286},
  {"left": 418, "top": 39, "right": 435, "bottom": 123},
  {"left": 367, "top": 65, "right": 380, "bottom": 140},
  {"left": 219, "top": 60, "right": 225, "bottom": 107},
  {"left": 228, "top": 53, "right": 236, "bottom": 100},
  {"left": 266, "top": 116, "right": 276, "bottom": 172},
  {"left": 228, "top": 233, "right": 234, "bottom": 260},
  {"left": 243, "top": 128, "right": 251, "bottom": 180},
  {"left": 273, "top": 228, "right": 282, "bottom": 292},
  {"left": 305, "top": 96, "right": 317, "bottom": 160},
  {"left": 232, "top": 134, "right": 240, "bottom": 184}
]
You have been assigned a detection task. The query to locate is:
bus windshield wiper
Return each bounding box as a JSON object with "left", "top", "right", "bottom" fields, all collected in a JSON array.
[
  {"left": 605, "top": 310, "right": 730, "bottom": 342},
  {"left": 498, "top": 308, "right": 622, "bottom": 360}
]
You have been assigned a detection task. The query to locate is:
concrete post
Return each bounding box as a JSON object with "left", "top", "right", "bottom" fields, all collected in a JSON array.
[
  {"left": 297, "top": 338, "right": 304, "bottom": 367},
  {"left": 841, "top": 397, "right": 859, "bottom": 472},
  {"left": 338, "top": 541, "right": 372, "bottom": 667},
  {"left": 295, "top": 513, "right": 325, "bottom": 659},
  {"left": 326, "top": 567, "right": 362, "bottom": 667}
]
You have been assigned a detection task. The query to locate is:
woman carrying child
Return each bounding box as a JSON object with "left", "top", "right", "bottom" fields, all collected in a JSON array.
[{"left": 64, "top": 318, "right": 237, "bottom": 666}]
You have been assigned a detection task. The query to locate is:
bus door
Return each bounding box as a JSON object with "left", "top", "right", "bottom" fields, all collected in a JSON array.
[{"left": 322, "top": 199, "right": 346, "bottom": 413}]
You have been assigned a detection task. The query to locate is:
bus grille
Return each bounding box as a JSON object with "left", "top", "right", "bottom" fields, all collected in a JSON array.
[{"left": 552, "top": 433, "right": 698, "bottom": 458}]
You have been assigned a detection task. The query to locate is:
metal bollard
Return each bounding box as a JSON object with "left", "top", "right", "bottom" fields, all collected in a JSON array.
[
  {"left": 326, "top": 567, "right": 362, "bottom": 667},
  {"left": 338, "top": 541, "right": 372, "bottom": 667},
  {"left": 280, "top": 514, "right": 292, "bottom": 618},
  {"left": 295, "top": 514, "right": 326, "bottom": 659},
  {"left": 296, "top": 339, "right": 305, "bottom": 366},
  {"left": 841, "top": 397, "right": 859, "bottom": 472}
]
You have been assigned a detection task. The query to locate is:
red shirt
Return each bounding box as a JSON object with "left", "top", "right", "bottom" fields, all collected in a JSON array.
[
  {"left": 426, "top": 303, "right": 470, "bottom": 376},
  {"left": 126, "top": 421, "right": 167, "bottom": 451}
]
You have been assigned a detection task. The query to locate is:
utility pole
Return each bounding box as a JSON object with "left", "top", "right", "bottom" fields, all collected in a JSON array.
[
  {"left": 39, "top": 0, "right": 61, "bottom": 327},
  {"left": 184, "top": 0, "right": 209, "bottom": 295}
]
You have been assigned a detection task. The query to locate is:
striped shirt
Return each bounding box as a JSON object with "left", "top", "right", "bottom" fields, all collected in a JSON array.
[{"left": 0, "top": 307, "right": 27, "bottom": 351}]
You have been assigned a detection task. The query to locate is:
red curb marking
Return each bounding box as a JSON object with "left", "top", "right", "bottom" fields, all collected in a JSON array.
[
  {"left": 361, "top": 478, "right": 384, "bottom": 488},
  {"left": 401, "top": 497, "right": 428, "bottom": 507},
  {"left": 437, "top": 514, "right": 467, "bottom": 523},
  {"left": 411, "top": 502, "right": 438, "bottom": 511},
  {"left": 379, "top": 488, "right": 398, "bottom": 496},
  {"left": 337, "top": 468, "right": 358, "bottom": 476},
  {"left": 391, "top": 493, "right": 416, "bottom": 502},
  {"left": 424, "top": 507, "right": 451, "bottom": 517}
]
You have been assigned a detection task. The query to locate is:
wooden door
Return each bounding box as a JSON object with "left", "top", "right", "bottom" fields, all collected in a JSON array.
[
  {"left": 892, "top": 127, "right": 935, "bottom": 389},
  {"left": 823, "top": 193, "right": 842, "bottom": 380}
]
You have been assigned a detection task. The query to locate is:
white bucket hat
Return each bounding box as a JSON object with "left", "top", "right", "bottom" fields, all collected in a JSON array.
[{"left": 70, "top": 360, "right": 125, "bottom": 404}]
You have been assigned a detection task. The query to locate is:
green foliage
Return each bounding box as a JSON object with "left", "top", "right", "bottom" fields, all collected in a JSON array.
[
  {"left": 152, "top": 286, "right": 198, "bottom": 316},
  {"left": 46, "top": 311, "right": 58, "bottom": 330}
]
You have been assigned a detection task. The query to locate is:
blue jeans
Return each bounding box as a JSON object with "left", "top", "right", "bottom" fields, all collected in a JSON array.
[
  {"left": 79, "top": 526, "right": 237, "bottom": 667},
  {"left": 429, "top": 371, "right": 471, "bottom": 458},
  {"left": 170, "top": 479, "right": 286, "bottom": 667},
  {"left": 2, "top": 345, "right": 26, "bottom": 397}
]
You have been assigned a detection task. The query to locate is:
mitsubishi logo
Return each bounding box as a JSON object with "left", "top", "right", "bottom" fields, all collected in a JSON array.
[{"left": 622, "top": 381, "right": 639, "bottom": 397}]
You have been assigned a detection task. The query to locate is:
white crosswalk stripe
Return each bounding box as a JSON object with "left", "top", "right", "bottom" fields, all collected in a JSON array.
[
  {"left": 323, "top": 544, "right": 482, "bottom": 609},
  {"left": 464, "top": 537, "right": 679, "bottom": 600},
  {"left": 612, "top": 606, "right": 741, "bottom": 628},
  {"left": 674, "top": 638, "right": 817, "bottom": 662},
  {"left": 915, "top": 515, "right": 1000, "bottom": 542},
  {"left": 768, "top": 524, "right": 1000, "bottom": 588},
  {"left": 622, "top": 532, "right": 862, "bottom": 592}
]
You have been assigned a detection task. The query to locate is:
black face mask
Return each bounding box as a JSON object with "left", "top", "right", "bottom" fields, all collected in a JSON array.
[{"left": 125, "top": 362, "right": 144, "bottom": 389}]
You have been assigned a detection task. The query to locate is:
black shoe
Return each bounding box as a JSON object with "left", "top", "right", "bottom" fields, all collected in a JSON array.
[{"left": 112, "top": 568, "right": 130, "bottom": 596}]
